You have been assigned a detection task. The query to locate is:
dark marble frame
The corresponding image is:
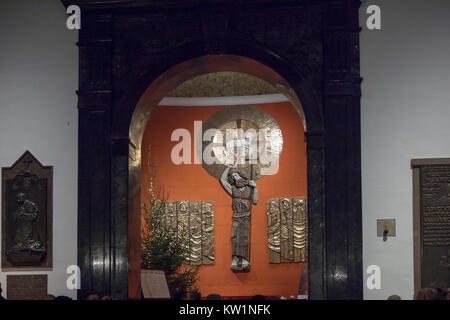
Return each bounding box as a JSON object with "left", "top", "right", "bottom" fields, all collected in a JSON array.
[{"left": 63, "top": 0, "right": 363, "bottom": 299}]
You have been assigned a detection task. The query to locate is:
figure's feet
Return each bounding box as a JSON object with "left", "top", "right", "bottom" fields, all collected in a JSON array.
[
  {"left": 241, "top": 259, "right": 250, "bottom": 271},
  {"left": 230, "top": 256, "right": 240, "bottom": 270}
]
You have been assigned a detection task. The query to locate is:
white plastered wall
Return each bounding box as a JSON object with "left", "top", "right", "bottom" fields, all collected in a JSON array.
[
  {"left": 0, "top": 0, "right": 78, "bottom": 299},
  {"left": 360, "top": 0, "right": 450, "bottom": 299}
]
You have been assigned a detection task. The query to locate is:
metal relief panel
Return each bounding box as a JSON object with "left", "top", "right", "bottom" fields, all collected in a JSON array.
[
  {"left": 177, "top": 201, "right": 189, "bottom": 243},
  {"left": 163, "top": 201, "right": 215, "bottom": 266},
  {"left": 267, "top": 199, "right": 281, "bottom": 263},
  {"left": 267, "top": 197, "right": 308, "bottom": 263},
  {"left": 164, "top": 201, "right": 177, "bottom": 233},
  {"left": 293, "top": 197, "right": 307, "bottom": 262},
  {"left": 201, "top": 202, "right": 215, "bottom": 265},
  {"left": 280, "top": 198, "right": 294, "bottom": 262},
  {"left": 2, "top": 151, "right": 53, "bottom": 270},
  {"left": 189, "top": 201, "right": 202, "bottom": 265},
  {"left": 201, "top": 106, "right": 283, "bottom": 181}
]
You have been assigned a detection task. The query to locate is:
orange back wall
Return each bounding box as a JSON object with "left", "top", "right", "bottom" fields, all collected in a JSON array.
[{"left": 141, "top": 101, "right": 307, "bottom": 298}]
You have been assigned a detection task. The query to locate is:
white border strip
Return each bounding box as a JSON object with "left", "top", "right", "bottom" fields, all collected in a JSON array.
[{"left": 158, "top": 93, "right": 289, "bottom": 106}]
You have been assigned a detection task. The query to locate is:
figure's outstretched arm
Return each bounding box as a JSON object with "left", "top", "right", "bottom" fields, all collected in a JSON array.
[
  {"left": 249, "top": 180, "right": 258, "bottom": 204},
  {"left": 220, "top": 166, "right": 232, "bottom": 195},
  {"left": 252, "top": 185, "right": 258, "bottom": 205},
  {"left": 220, "top": 167, "right": 233, "bottom": 194}
]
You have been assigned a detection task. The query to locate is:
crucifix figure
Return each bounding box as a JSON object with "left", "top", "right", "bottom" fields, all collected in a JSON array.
[
  {"left": 220, "top": 166, "right": 258, "bottom": 271},
  {"left": 219, "top": 119, "right": 258, "bottom": 271}
]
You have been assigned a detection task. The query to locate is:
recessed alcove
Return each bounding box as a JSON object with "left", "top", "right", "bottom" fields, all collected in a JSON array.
[
  {"left": 140, "top": 82, "right": 308, "bottom": 297},
  {"left": 128, "top": 58, "right": 309, "bottom": 298}
]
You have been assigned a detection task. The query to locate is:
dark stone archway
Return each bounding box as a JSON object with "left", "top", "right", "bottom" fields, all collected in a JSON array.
[{"left": 65, "top": 0, "right": 363, "bottom": 300}]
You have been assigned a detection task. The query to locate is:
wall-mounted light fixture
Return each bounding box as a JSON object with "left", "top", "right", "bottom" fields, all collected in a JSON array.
[{"left": 377, "top": 219, "right": 396, "bottom": 242}]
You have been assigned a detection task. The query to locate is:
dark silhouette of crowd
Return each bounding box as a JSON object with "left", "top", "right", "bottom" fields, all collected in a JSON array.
[{"left": 387, "top": 287, "right": 450, "bottom": 300}]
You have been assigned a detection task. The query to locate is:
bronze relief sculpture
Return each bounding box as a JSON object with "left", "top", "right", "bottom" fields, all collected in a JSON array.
[
  {"left": 293, "top": 197, "right": 308, "bottom": 262},
  {"left": 11, "top": 193, "right": 45, "bottom": 253},
  {"left": 163, "top": 200, "right": 215, "bottom": 266},
  {"left": 201, "top": 202, "right": 215, "bottom": 265},
  {"left": 2, "top": 151, "right": 52, "bottom": 269},
  {"left": 267, "top": 197, "right": 307, "bottom": 263},
  {"left": 267, "top": 199, "right": 281, "bottom": 263},
  {"left": 200, "top": 106, "right": 283, "bottom": 181},
  {"left": 201, "top": 106, "right": 285, "bottom": 272},
  {"left": 220, "top": 166, "right": 258, "bottom": 271}
]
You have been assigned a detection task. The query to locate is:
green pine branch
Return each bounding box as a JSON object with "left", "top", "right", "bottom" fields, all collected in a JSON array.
[{"left": 141, "top": 166, "right": 199, "bottom": 298}]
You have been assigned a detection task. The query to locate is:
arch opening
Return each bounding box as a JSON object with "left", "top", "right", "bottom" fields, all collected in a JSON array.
[{"left": 128, "top": 54, "right": 309, "bottom": 299}]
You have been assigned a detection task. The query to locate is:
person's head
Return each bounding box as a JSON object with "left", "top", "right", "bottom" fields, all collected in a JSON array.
[
  {"left": 387, "top": 295, "right": 401, "bottom": 300},
  {"left": 54, "top": 295, "right": 72, "bottom": 300},
  {"left": 186, "top": 290, "right": 202, "bottom": 300},
  {"left": 269, "top": 200, "right": 277, "bottom": 211},
  {"left": 434, "top": 288, "right": 448, "bottom": 300},
  {"left": 17, "top": 193, "right": 26, "bottom": 204},
  {"left": 173, "top": 291, "right": 187, "bottom": 300},
  {"left": 229, "top": 169, "right": 249, "bottom": 188},
  {"left": 281, "top": 199, "right": 291, "bottom": 210},
  {"left": 415, "top": 288, "right": 437, "bottom": 300},
  {"left": 180, "top": 202, "right": 188, "bottom": 212},
  {"left": 251, "top": 294, "right": 266, "bottom": 300},
  {"left": 205, "top": 293, "right": 223, "bottom": 300},
  {"left": 86, "top": 293, "right": 100, "bottom": 300}
]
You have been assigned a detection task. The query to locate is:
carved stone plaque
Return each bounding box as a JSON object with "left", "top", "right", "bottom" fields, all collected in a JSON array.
[
  {"left": 412, "top": 159, "right": 450, "bottom": 292},
  {"left": 2, "top": 151, "right": 53, "bottom": 270},
  {"left": 6, "top": 274, "right": 48, "bottom": 300},
  {"left": 267, "top": 197, "right": 307, "bottom": 263},
  {"left": 164, "top": 201, "right": 214, "bottom": 265}
]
